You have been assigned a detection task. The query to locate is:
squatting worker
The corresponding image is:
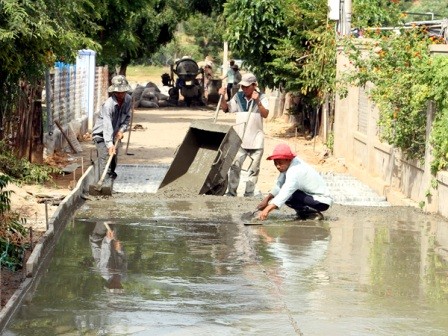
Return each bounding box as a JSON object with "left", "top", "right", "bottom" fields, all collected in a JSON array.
[
  {"left": 92, "top": 75, "right": 132, "bottom": 180},
  {"left": 257, "top": 143, "right": 333, "bottom": 220},
  {"left": 218, "top": 73, "right": 269, "bottom": 197}
]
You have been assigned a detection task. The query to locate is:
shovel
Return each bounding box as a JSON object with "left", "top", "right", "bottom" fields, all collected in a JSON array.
[
  {"left": 240, "top": 209, "right": 262, "bottom": 225},
  {"left": 125, "top": 98, "right": 135, "bottom": 155},
  {"left": 94, "top": 152, "right": 114, "bottom": 192},
  {"left": 89, "top": 140, "right": 119, "bottom": 196},
  {"left": 213, "top": 94, "right": 223, "bottom": 123}
]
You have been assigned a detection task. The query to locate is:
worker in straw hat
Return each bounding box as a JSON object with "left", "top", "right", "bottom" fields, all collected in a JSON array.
[
  {"left": 256, "top": 143, "right": 333, "bottom": 221},
  {"left": 92, "top": 75, "right": 132, "bottom": 180}
]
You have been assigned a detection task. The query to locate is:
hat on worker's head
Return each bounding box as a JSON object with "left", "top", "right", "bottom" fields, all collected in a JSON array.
[
  {"left": 239, "top": 73, "right": 257, "bottom": 86},
  {"left": 108, "top": 75, "right": 132, "bottom": 93},
  {"left": 267, "top": 143, "right": 296, "bottom": 160}
]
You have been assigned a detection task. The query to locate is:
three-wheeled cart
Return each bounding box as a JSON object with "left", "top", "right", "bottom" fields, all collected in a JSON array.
[{"left": 157, "top": 120, "right": 241, "bottom": 195}]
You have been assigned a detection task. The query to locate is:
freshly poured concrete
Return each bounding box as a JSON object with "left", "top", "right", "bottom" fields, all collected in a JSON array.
[{"left": 4, "top": 192, "right": 448, "bottom": 335}]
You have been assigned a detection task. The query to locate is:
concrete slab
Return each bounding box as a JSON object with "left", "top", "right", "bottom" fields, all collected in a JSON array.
[
  {"left": 113, "top": 164, "right": 169, "bottom": 193},
  {"left": 112, "top": 164, "right": 388, "bottom": 206}
]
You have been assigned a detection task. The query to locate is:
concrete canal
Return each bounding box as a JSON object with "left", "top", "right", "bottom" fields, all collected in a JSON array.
[{"left": 4, "top": 193, "right": 448, "bottom": 335}]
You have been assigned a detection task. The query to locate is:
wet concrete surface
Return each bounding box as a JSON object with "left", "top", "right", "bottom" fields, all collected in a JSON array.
[{"left": 4, "top": 193, "right": 448, "bottom": 335}]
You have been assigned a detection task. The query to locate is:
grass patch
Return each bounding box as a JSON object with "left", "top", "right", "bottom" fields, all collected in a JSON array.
[{"left": 126, "top": 65, "right": 171, "bottom": 84}]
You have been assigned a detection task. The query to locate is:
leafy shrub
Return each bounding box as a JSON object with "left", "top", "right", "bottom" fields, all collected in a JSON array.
[
  {"left": 0, "top": 174, "right": 29, "bottom": 270},
  {"left": 0, "top": 141, "right": 60, "bottom": 184},
  {"left": 342, "top": 28, "right": 448, "bottom": 173}
]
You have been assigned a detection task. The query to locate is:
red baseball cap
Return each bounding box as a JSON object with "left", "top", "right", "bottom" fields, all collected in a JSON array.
[{"left": 267, "top": 143, "right": 296, "bottom": 160}]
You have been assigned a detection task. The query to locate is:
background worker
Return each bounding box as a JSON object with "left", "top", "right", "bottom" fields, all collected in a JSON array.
[
  {"left": 232, "top": 64, "right": 242, "bottom": 97},
  {"left": 219, "top": 73, "right": 269, "bottom": 197},
  {"left": 92, "top": 75, "right": 132, "bottom": 180},
  {"left": 257, "top": 143, "right": 333, "bottom": 220},
  {"left": 221, "top": 59, "right": 235, "bottom": 101}
]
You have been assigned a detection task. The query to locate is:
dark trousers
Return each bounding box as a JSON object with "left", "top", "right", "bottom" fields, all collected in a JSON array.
[
  {"left": 94, "top": 138, "right": 117, "bottom": 176},
  {"left": 285, "top": 190, "right": 330, "bottom": 214},
  {"left": 226, "top": 83, "right": 233, "bottom": 100}
]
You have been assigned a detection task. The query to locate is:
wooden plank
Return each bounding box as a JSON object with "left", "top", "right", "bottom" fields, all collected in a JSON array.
[
  {"left": 61, "top": 163, "right": 80, "bottom": 174},
  {"left": 54, "top": 120, "right": 78, "bottom": 153}
]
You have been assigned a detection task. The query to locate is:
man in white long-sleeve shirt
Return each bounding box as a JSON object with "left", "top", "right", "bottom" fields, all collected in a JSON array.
[{"left": 257, "top": 143, "right": 333, "bottom": 220}]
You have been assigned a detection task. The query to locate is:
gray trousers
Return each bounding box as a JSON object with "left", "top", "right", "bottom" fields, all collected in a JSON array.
[
  {"left": 94, "top": 139, "right": 117, "bottom": 176},
  {"left": 227, "top": 147, "right": 263, "bottom": 197}
]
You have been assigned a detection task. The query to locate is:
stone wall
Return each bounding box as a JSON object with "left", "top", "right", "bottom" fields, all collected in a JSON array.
[{"left": 334, "top": 44, "right": 448, "bottom": 218}]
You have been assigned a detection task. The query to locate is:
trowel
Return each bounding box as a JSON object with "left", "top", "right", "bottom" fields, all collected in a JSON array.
[{"left": 240, "top": 209, "right": 262, "bottom": 225}]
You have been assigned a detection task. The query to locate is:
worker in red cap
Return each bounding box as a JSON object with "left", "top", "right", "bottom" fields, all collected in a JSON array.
[{"left": 256, "top": 143, "right": 333, "bottom": 220}]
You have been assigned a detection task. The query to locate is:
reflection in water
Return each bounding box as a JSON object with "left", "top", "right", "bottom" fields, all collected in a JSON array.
[
  {"left": 90, "top": 221, "right": 127, "bottom": 294},
  {"left": 4, "top": 205, "right": 448, "bottom": 335}
]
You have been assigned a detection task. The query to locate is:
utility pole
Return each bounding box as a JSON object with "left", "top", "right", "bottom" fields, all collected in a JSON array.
[
  {"left": 223, "top": 41, "right": 229, "bottom": 76},
  {"left": 328, "top": 0, "right": 352, "bottom": 36},
  {"left": 343, "top": 0, "right": 352, "bottom": 36}
]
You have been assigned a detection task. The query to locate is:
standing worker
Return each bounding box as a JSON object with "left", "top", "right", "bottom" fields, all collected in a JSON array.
[
  {"left": 219, "top": 73, "right": 269, "bottom": 197},
  {"left": 231, "top": 64, "right": 242, "bottom": 98},
  {"left": 221, "top": 59, "right": 235, "bottom": 101},
  {"left": 92, "top": 75, "right": 132, "bottom": 180},
  {"left": 257, "top": 143, "right": 333, "bottom": 220}
]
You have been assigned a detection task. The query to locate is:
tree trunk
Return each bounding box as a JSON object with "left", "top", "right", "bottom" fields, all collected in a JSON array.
[{"left": 119, "top": 53, "right": 131, "bottom": 77}]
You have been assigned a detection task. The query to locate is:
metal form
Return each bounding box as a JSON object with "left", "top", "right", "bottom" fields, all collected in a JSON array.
[{"left": 158, "top": 120, "right": 241, "bottom": 196}]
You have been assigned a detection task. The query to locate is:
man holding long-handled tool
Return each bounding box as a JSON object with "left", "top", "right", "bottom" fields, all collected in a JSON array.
[
  {"left": 92, "top": 75, "right": 132, "bottom": 181},
  {"left": 219, "top": 73, "right": 269, "bottom": 197}
]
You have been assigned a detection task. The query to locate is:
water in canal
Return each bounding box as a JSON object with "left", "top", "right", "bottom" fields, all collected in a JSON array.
[{"left": 4, "top": 197, "right": 448, "bottom": 335}]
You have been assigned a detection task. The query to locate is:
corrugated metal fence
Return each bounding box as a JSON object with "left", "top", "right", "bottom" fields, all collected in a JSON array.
[
  {"left": 50, "top": 63, "right": 108, "bottom": 129},
  {"left": 46, "top": 64, "right": 109, "bottom": 153}
]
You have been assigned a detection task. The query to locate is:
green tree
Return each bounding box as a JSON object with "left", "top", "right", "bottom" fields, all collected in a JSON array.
[
  {"left": 183, "top": 13, "right": 225, "bottom": 64},
  {"left": 352, "top": 0, "right": 402, "bottom": 28},
  {"left": 342, "top": 27, "right": 448, "bottom": 173},
  {"left": 91, "top": 0, "right": 187, "bottom": 75},
  {"left": 0, "top": 0, "right": 98, "bottom": 159},
  {"left": 270, "top": 0, "right": 335, "bottom": 98},
  {"left": 91, "top": 0, "right": 225, "bottom": 75},
  {"left": 0, "top": 0, "right": 98, "bottom": 78},
  {"left": 405, "top": 0, "right": 448, "bottom": 20},
  {"left": 223, "top": 0, "right": 288, "bottom": 88}
]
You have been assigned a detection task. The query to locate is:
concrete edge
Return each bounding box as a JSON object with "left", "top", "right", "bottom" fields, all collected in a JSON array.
[
  {"left": 0, "top": 165, "right": 96, "bottom": 332},
  {"left": 345, "top": 162, "right": 419, "bottom": 208}
]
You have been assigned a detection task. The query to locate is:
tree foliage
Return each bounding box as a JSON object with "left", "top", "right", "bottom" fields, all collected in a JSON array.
[
  {"left": 0, "top": 174, "right": 29, "bottom": 271},
  {"left": 342, "top": 28, "right": 448, "bottom": 173},
  {"left": 403, "top": 0, "right": 448, "bottom": 20},
  {"left": 0, "top": 0, "right": 99, "bottom": 155},
  {"left": 223, "top": 0, "right": 287, "bottom": 88},
  {"left": 352, "top": 0, "right": 402, "bottom": 28},
  {"left": 221, "top": 0, "right": 407, "bottom": 95},
  {"left": 270, "top": 0, "right": 336, "bottom": 99},
  {"left": 90, "top": 0, "right": 187, "bottom": 74},
  {"left": 90, "top": 0, "right": 225, "bottom": 75},
  {"left": 183, "top": 13, "right": 225, "bottom": 63},
  {"left": 0, "top": 0, "right": 98, "bottom": 79},
  {"left": 187, "top": 0, "right": 223, "bottom": 15}
]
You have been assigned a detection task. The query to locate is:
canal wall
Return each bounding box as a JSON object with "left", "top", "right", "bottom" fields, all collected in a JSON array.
[
  {"left": 0, "top": 166, "right": 95, "bottom": 332},
  {"left": 334, "top": 44, "right": 448, "bottom": 219}
]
